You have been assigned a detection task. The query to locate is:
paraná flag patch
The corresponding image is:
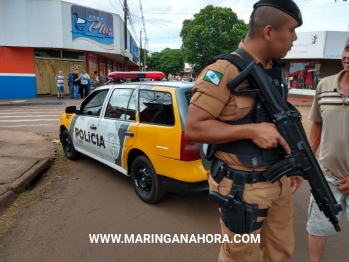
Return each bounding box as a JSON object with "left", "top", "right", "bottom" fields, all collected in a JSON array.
[{"left": 203, "top": 70, "right": 223, "bottom": 86}]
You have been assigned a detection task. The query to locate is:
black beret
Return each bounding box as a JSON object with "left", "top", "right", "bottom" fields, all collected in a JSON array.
[{"left": 253, "top": 0, "right": 303, "bottom": 27}]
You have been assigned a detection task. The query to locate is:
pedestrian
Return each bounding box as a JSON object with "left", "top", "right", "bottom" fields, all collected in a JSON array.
[
  {"left": 105, "top": 76, "right": 113, "bottom": 85},
  {"left": 92, "top": 70, "right": 100, "bottom": 90},
  {"left": 87, "top": 79, "right": 91, "bottom": 94},
  {"left": 184, "top": 1, "right": 303, "bottom": 261},
  {"left": 55, "top": 70, "right": 65, "bottom": 100},
  {"left": 67, "top": 69, "right": 74, "bottom": 99},
  {"left": 72, "top": 69, "right": 80, "bottom": 100},
  {"left": 307, "top": 37, "right": 349, "bottom": 262},
  {"left": 76, "top": 69, "right": 90, "bottom": 98}
]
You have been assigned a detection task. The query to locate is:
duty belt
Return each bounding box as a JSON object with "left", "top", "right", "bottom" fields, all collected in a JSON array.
[
  {"left": 225, "top": 167, "right": 266, "bottom": 183},
  {"left": 210, "top": 156, "right": 267, "bottom": 184}
]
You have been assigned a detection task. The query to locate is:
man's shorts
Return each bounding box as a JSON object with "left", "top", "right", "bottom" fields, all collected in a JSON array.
[
  {"left": 307, "top": 175, "right": 349, "bottom": 236},
  {"left": 57, "top": 85, "right": 64, "bottom": 92}
]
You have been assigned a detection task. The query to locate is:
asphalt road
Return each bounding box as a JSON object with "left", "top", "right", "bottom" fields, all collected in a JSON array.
[{"left": 0, "top": 104, "right": 348, "bottom": 262}]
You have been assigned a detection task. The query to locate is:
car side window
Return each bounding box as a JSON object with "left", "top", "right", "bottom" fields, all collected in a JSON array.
[
  {"left": 105, "top": 88, "right": 135, "bottom": 120},
  {"left": 80, "top": 89, "right": 109, "bottom": 117},
  {"left": 139, "top": 90, "right": 174, "bottom": 126}
]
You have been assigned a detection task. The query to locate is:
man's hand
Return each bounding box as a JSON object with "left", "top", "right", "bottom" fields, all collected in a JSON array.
[
  {"left": 251, "top": 122, "right": 291, "bottom": 154},
  {"left": 289, "top": 176, "right": 303, "bottom": 194},
  {"left": 337, "top": 176, "right": 349, "bottom": 195}
]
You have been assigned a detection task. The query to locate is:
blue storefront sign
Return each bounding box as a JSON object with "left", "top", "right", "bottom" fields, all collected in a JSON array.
[
  {"left": 130, "top": 36, "right": 139, "bottom": 60},
  {"left": 71, "top": 5, "right": 114, "bottom": 50}
]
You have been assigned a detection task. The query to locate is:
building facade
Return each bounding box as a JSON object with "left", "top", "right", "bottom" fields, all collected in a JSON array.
[
  {"left": 284, "top": 31, "right": 349, "bottom": 90},
  {"left": 0, "top": 0, "right": 140, "bottom": 99}
]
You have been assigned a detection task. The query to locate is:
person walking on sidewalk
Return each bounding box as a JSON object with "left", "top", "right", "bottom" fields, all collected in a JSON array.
[
  {"left": 55, "top": 70, "right": 65, "bottom": 100},
  {"left": 67, "top": 69, "right": 74, "bottom": 99},
  {"left": 185, "top": 1, "right": 303, "bottom": 261},
  {"left": 76, "top": 69, "right": 90, "bottom": 98},
  {"left": 72, "top": 69, "right": 80, "bottom": 100},
  {"left": 307, "top": 37, "right": 349, "bottom": 262}
]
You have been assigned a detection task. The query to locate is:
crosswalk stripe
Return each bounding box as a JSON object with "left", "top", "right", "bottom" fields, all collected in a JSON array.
[
  {"left": 0, "top": 115, "right": 60, "bottom": 118},
  {"left": 0, "top": 124, "right": 54, "bottom": 128},
  {"left": 0, "top": 112, "right": 62, "bottom": 114},
  {"left": 0, "top": 119, "right": 58, "bottom": 122}
]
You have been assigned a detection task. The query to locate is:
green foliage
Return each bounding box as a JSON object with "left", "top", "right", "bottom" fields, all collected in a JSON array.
[
  {"left": 180, "top": 5, "right": 248, "bottom": 74},
  {"left": 147, "top": 48, "right": 185, "bottom": 79}
]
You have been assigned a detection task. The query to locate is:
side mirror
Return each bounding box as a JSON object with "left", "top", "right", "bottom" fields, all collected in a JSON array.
[{"left": 65, "top": 106, "right": 76, "bottom": 114}]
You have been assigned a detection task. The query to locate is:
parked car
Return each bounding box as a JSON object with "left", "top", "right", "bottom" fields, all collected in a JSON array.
[{"left": 58, "top": 72, "right": 209, "bottom": 203}]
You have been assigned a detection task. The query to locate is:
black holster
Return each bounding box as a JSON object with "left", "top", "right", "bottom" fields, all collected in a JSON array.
[
  {"left": 209, "top": 157, "right": 268, "bottom": 234},
  {"left": 220, "top": 194, "right": 267, "bottom": 234}
]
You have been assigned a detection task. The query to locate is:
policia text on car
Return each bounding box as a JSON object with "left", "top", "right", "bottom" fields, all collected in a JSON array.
[{"left": 185, "top": 0, "right": 342, "bottom": 261}]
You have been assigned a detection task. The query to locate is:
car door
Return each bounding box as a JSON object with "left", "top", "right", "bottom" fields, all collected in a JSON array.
[
  {"left": 98, "top": 86, "right": 138, "bottom": 172},
  {"left": 72, "top": 89, "right": 110, "bottom": 159}
]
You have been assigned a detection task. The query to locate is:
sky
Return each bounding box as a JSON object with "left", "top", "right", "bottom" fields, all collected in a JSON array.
[{"left": 69, "top": 0, "right": 349, "bottom": 53}]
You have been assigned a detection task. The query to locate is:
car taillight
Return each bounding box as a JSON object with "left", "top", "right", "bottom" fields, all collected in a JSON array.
[{"left": 180, "top": 131, "right": 201, "bottom": 161}]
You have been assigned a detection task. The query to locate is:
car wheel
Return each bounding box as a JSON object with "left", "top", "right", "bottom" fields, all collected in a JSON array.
[
  {"left": 131, "top": 155, "right": 165, "bottom": 203},
  {"left": 61, "top": 130, "right": 81, "bottom": 160}
]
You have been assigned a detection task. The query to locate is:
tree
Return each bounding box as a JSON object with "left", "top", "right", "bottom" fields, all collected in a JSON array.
[
  {"left": 180, "top": 5, "right": 248, "bottom": 75},
  {"left": 147, "top": 48, "right": 184, "bottom": 79}
]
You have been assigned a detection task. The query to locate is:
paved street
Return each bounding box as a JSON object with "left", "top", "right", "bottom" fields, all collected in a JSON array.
[{"left": 0, "top": 102, "right": 348, "bottom": 262}]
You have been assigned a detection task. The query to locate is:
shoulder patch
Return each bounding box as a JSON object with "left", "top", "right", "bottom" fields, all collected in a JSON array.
[{"left": 203, "top": 70, "right": 223, "bottom": 86}]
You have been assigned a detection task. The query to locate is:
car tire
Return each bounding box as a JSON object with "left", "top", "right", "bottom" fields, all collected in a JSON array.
[
  {"left": 131, "top": 155, "right": 165, "bottom": 203},
  {"left": 61, "top": 130, "right": 81, "bottom": 160}
]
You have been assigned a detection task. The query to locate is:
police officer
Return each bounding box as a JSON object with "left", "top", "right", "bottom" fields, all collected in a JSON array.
[{"left": 185, "top": 1, "right": 304, "bottom": 261}]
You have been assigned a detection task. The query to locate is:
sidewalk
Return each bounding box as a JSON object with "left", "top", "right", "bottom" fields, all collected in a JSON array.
[
  {"left": 0, "top": 95, "right": 82, "bottom": 214},
  {"left": 287, "top": 88, "right": 315, "bottom": 107}
]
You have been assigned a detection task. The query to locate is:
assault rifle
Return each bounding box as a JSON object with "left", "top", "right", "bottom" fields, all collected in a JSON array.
[{"left": 224, "top": 61, "right": 343, "bottom": 232}]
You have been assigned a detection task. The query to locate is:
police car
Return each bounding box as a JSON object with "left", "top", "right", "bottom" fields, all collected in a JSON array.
[{"left": 59, "top": 72, "right": 209, "bottom": 203}]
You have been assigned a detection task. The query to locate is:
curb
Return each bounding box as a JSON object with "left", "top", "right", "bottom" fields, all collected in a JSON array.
[{"left": 0, "top": 158, "right": 54, "bottom": 215}]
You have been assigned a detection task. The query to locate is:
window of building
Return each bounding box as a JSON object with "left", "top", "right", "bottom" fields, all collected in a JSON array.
[
  {"left": 62, "top": 51, "right": 85, "bottom": 60},
  {"left": 34, "top": 48, "right": 60, "bottom": 58},
  {"left": 289, "top": 62, "right": 321, "bottom": 90}
]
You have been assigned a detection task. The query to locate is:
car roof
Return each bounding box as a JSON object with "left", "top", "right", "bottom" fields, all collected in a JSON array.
[{"left": 96, "top": 81, "right": 194, "bottom": 90}]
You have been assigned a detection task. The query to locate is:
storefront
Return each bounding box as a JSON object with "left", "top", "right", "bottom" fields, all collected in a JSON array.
[
  {"left": 0, "top": 0, "right": 140, "bottom": 99},
  {"left": 284, "top": 31, "right": 349, "bottom": 90}
]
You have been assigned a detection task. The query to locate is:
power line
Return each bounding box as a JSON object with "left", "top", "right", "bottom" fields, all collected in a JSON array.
[
  {"left": 138, "top": 0, "right": 149, "bottom": 51},
  {"left": 108, "top": 0, "right": 122, "bottom": 15},
  {"left": 128, "top": 15, "right": 139, "bottom": 43},
  {"left": 130, "top": 13, "right": 182, "bottom": 30},
  {"left": 130, "top": 0, "right": 348, "bottom": 16}
]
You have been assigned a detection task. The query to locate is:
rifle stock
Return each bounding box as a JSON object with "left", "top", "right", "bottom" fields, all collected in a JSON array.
[{"left": 228, "top": 61, "right": 342, "bottom": 232}]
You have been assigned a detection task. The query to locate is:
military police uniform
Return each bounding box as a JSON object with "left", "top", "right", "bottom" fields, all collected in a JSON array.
[{"left": 190, "top": 1, "right": 303, "bottom": 261}]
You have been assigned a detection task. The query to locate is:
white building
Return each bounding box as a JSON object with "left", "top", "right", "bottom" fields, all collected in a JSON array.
[
  {"left": 283, "top": 31, "right": 349, "bottom": 90},
  {"left": 0, "top": 0, "right": 140, "bottom": 99}
]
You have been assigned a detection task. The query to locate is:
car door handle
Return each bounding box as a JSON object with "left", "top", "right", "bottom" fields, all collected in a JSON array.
[
  {"left": 90, "top": 125, "right": 97, "bottom": 130},
  {"left": 125, "top": 131, "right": 134, "bottom": 137}
]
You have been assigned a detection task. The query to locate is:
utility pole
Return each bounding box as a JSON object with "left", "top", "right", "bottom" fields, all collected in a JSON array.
[
  {"left": 140, "top": 29, "right": 142, "bottom": 71},
  {"left": 138, "top": 0, "right": 148, "bottom": 72},
  {"left": 124, "top": 0, "right": 128, "bottom": 71},
  {"left": 144, "top": 42, "right": 147, "bottom": 72}
]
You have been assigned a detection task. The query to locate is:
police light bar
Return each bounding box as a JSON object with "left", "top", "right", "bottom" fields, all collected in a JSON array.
[{"left": 108, "top": 71, "right": 165, "bottom": 79}]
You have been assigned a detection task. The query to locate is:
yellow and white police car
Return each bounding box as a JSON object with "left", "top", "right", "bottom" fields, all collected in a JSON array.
[{"left": 59, "top": 72, "right": 210, "bottom": 203}]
